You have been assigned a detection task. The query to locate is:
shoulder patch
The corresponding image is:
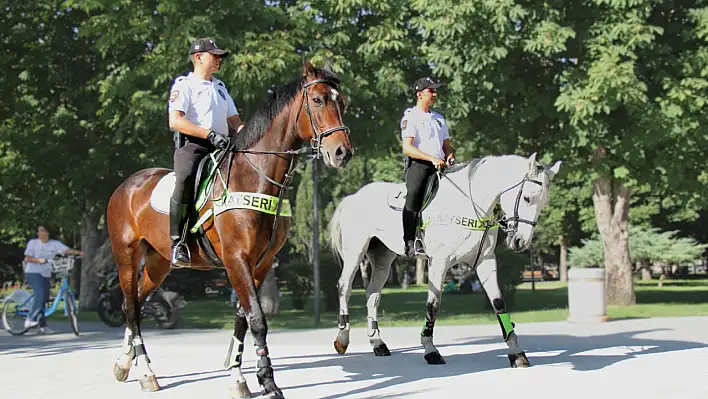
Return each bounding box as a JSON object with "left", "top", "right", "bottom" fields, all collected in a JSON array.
[
  {"left": 401, "top": 119, "right": 408, "bottom": 130},
  {"left": 169, "top": 90, "right": 180, "bottom": 102}
]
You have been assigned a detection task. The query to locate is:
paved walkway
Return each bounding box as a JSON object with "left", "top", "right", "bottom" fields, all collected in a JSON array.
[{"left": 1, "top": 316, "right": 707, "bottom": 399}]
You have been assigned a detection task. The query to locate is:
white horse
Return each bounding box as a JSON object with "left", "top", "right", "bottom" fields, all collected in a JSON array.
[{"left": 329, "top": 153, "right": 561, "bottom": 367}]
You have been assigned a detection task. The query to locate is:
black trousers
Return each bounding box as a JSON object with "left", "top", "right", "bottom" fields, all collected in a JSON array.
[
  {"left": 172, "top": 138, "right": 214, "bottom": 204},
  {"left": 402, "top": 158, "right": 436, "bottom": 242}
]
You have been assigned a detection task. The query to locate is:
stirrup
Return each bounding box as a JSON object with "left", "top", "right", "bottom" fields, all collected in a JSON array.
[
  {"left": 413, "top": 237, "right": 428, "bottom": 258},
  {"left": 170, "top": 242, "right": 191, "bottom": 268}
]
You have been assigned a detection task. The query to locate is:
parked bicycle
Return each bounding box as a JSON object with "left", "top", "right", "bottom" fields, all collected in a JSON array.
[{"left": 2, "top": 254, "right": 80, "bottom": 336}]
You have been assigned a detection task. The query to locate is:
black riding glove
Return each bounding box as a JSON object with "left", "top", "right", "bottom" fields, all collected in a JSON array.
[{"left": 207, "top": 131, "right": 230, "bottom": 150}]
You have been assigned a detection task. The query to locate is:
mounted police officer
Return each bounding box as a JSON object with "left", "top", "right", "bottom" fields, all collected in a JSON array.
[
  {"left": 400, "top": 77, "right": 455, "bottom": 258},
  {"left": 167, "top": 38, "right": 244, "bottom": 268}
]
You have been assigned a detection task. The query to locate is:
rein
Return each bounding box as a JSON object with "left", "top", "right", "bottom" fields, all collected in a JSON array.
[
  {"left": 208, "top": 78, "right": 350, "bottom": 270},
  {"left": 437, "top": 164, "right": 544, "bottom": 272}
]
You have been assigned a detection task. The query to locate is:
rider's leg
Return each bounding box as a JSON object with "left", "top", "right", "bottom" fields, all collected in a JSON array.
[
  {"left": 170, "top": 142, "right": 209, "bottom": 267},
  {"left": 402, "top": 159, "right": 435, "bottom": 257}
]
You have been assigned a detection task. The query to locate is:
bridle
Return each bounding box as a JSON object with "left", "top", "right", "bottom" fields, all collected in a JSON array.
[
  {"left": 497, "top": 175, "right": 544, "bottom": 235},
  {"left": 299, "top": 78, "right": 351, "bottom": 158},
  {"left": 214, "top": 77, "right": 351, "bottom": 270}
]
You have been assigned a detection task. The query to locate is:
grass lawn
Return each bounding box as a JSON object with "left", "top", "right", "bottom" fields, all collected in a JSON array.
[{"left": 58, "top": 278, "right": 708, "bottom": 331}]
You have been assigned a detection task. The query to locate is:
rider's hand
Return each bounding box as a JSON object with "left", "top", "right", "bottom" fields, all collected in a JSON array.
[
  {"left": 207, "top": 130, "right": 230, "bottom": 150},
  {"left": 432, "top": 157, "right": 445, "bottom": 170},
  {"left": 37, "top": 258, "right": 47, "bottom": 264}
]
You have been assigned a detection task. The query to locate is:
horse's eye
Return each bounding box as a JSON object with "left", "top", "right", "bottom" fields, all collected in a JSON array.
[
  {"left": 313, "top": 97, "right": 323, "bottom": 105},
  {"left": 523, "top": 196, "right": 531, "bottom": 204}
]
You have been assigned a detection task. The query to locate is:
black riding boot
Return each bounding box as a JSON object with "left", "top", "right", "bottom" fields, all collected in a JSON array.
[
  {"left": 169, "top": 198, "right": 191, "bottom": 268},
  {"left": 403, "top": 212, "right": 427, "bottom": 258}
]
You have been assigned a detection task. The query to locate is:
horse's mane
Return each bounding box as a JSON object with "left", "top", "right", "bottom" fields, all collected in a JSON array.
[
  {"left": 230, "top": 67, "right": 342, "bottom": 151},
  {"left": 443, "top": 156, "right": 490, "bottom": 179},
  {"left": 444, "top": 154, "right": 549, "bottom": 183}
]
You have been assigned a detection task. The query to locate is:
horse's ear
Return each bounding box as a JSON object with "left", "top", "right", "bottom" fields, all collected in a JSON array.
[
  {"left": 303, "top": 59, "right": 317, "bottom": 77},
  {"left": 547, "top": 160, "right": 562, "bottom": 181},
  {"left": 527, "top": 152, "right": 538, "bottom": 174}
]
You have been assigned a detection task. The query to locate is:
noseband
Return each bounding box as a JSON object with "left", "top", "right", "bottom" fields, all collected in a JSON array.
[
  {"left": 301, "top": 79, "right": 351, "bottom": 158},
  {"left": 498, "top": 176, "right": 544, "bottom": 235}
]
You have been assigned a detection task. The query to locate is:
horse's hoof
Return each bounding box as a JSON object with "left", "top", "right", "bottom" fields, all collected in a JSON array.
[
  {"left": 229, "top": 381, "right": 253, "bottom": 399},
  {"left": 424, "top": 351, "right": 446, "bottom": 365},
  {"left": 257, "top": 391, "right": 284, "bottom": 399},
  {"left": 334, "top": 339, "right": 349, "bottom": 355},
  {"left": 138, "top": 374, "right": 161, "bottom": 392},
  {"left": 373, "top": 343, "right": 391, "bottom": 357},
  {"left": 508, "top": 352, "right": 531, "bottom": 368},
  {"left": 113, "top": 363, "right": 130, "bottom": 382}
]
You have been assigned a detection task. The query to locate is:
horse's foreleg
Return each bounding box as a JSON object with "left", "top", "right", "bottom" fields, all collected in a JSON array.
[
  {"left": 334, "top": 245, "right": 368, "bottom": 355},
  {"left": 477, "top": 257, "right": 530, "bottom": 368},
  {"left": 227, "top": 253, "right": 283, "bottom": 399},
  {"left": 421, "top": 256, "right": 448, "bottom": 365},
  {"left": 224, "top": 304, "right": 251, "bottom": 399},
  {"left": 365, "top": 248, "right": 397, "bottom": 357}
]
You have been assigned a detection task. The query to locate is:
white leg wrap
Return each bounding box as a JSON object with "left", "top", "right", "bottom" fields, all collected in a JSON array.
[
  {"left": 121, "top": 327, "right": 134, "bottom": 355},
  {"left": 115, "top": 328, "right": 134, "bottom": 370},
  {"left": 225, "top": 336, "right": 245, "bottom": 370},
  {"left": 132, "top": 336, "right": 155, "bottom": 376},
  {"left": 421, "top": 335, "right": 437, "bottom": 354}
]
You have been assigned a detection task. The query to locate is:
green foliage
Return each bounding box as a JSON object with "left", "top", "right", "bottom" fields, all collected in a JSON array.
[
  {"left": 569, "top": 225, "right": 707, "bottom": 268},
  {"left": 492, "top": 245, "right": 528, "bottom": 309},
  {"left": 2, "top": 0, "right": 707, "bottom": 308}
]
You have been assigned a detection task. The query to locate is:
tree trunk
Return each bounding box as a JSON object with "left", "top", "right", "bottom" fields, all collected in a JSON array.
[
  {"left": 79, "top": 210, "right": 102, "bottom": 310},
  {"left": 416, "top": 258, "right": 426, "bottom": 285},
  {"left": 559, "top": 234, "right": 568, "bottom": 282},
  {"left": 259, "top": 267, "right": 280, "bottom": 315},
  {"left": 592, "top": 174, "right": 635, "bottom": 306}
]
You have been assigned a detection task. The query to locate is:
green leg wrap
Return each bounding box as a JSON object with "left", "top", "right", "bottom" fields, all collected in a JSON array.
[{"left": 496, "top": 313, "right": 515, "bottom": 341}]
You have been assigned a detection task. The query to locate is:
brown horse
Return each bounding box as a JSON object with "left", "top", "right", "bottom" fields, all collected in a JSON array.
[{"left": 106, "top": 61, "right": 353, "bottom": 399}]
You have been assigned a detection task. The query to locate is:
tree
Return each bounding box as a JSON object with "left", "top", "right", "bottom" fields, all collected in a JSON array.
[{"left": 568, "top": 225, "right": 707, "bottom": 276}]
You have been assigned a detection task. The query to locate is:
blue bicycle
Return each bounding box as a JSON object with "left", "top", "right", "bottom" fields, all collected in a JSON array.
[{"left": 2, "top": 254, "right": 80, "bottom": 336}]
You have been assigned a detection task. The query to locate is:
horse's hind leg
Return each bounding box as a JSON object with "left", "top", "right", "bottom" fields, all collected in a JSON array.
[
  {"left": 224, "top": 304, "right": 251, "bottom": 399},
  {"left": 420, "top": 256, "right": 449, "bottom": 365},
  {"left": 364, "top": 243, "right": 397, "bottom": 356},
  {"left": 476, "top": 257, "right": 530, "bottom": 368},
  {"left": 334, "top": 239, "right": 369, "bottom": 355},
  {"left": 111, "top": 240, "right": 143, "bottom": 383},
  {"left": 114, "top": 245, "right": 164, "bottom": 391}
]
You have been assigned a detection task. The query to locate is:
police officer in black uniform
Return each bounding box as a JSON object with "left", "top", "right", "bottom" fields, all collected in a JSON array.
[{"left": 167, "top": 38, "right": 244, "bottom": 267}]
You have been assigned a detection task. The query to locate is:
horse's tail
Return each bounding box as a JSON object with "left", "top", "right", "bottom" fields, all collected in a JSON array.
[{"left": 328, "top": 198, "right": 346, "bottom": 267}]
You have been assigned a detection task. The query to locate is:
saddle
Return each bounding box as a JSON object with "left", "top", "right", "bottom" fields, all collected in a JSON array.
[
  {"left": 150, "top": 147, "right": 293, "bottom": 268},
  {"left": 386, "top": 173, "right": 441, "bottom": 213},
  {"left": 150, "top": 149, "right": 231, "bottom": 268}
]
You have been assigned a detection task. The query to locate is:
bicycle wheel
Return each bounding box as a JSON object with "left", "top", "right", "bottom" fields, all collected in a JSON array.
[
  {"left": 2, "top": 298, "right": 30, "bottom": 335},
  {"left": 63, "top": 292, "right": 80, "bottom": 336}
]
